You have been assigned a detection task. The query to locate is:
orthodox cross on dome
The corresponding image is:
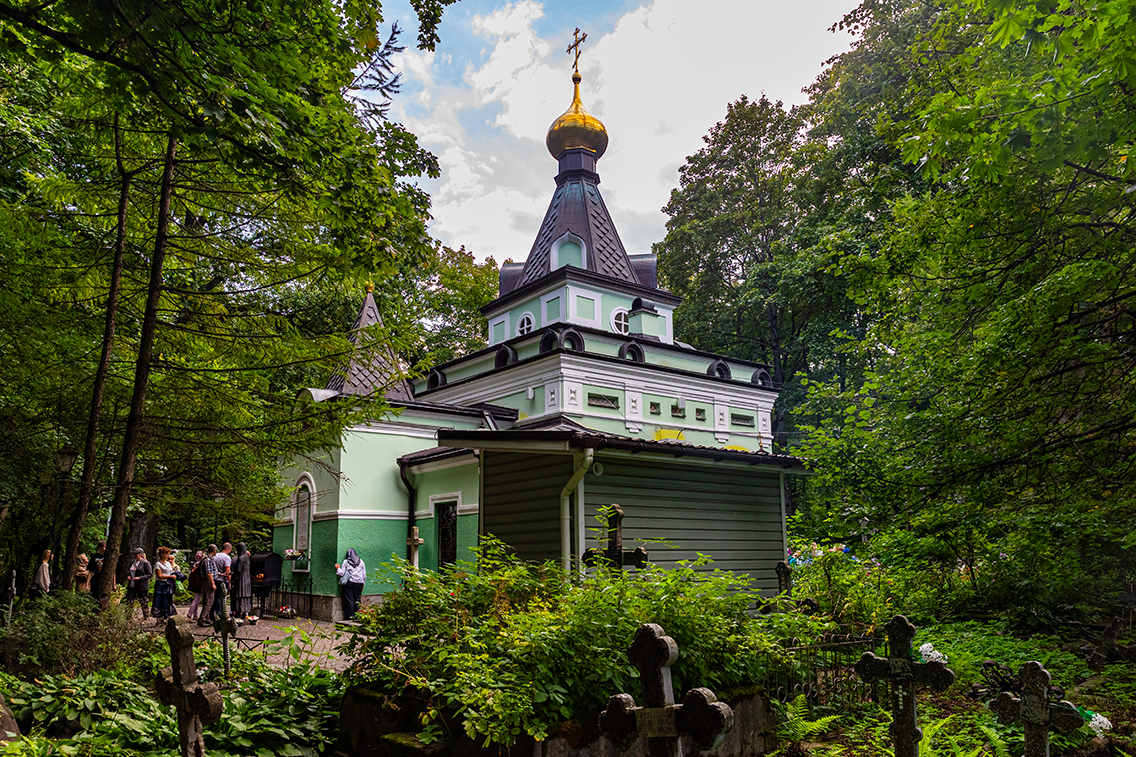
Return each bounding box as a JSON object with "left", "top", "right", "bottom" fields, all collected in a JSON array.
[{"left": 566, "top": 27, "right": 588, "bottom": 73}]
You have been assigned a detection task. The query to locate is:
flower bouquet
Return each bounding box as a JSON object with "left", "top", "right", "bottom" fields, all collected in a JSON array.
[{"left": 283, "top": 549, "right": 306, "bottom": 560}]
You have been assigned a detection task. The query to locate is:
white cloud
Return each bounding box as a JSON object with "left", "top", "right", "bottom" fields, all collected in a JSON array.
[{"left": 391, "top": 0, "right": 859, "bottom": 263}]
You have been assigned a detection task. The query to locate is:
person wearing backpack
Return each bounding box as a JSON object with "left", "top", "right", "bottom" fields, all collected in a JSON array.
[{"left": 185, "top": 550, "right": 205, "bottom": 621}]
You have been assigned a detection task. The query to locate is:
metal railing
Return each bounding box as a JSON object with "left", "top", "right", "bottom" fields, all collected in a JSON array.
[
  {"left": 763, "top": 632, "right": 885, "bottom": 706},
  {"left": 256, "top": 575, "right": 314, "bottom": 619}
]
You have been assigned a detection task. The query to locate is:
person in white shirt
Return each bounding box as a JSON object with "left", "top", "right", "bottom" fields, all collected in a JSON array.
[{"left": 335, "top": 548, "right": 366, "bottom": 620}]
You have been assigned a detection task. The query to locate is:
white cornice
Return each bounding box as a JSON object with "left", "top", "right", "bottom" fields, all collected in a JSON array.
[
  {"left": 424, "top": 353, "right": 775, "bottom": 411},
  {"left": 312, "top": 510, "right": 406, "bottom": 522},
  {"left": 407, "top": 454, "right": 479, "bottom": 474}
]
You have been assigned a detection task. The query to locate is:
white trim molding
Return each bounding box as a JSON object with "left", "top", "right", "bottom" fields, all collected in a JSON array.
[
  {"left": 312, "top": 509, "right": 406, "bottom": 522},
  {"left": 488, "top": 313, "right": 510, "bottom": 346},
  {"left": 541, "top": 288, "right": 567, "bottom": 325}
]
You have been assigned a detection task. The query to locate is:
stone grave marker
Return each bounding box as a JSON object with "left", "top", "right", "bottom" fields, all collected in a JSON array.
[
  {"left": 156, "top": 618, "right": 223, "bottom": 757},
  {"left": 583, "top": 504, "right": 649, "bottom": 570},
  {"left": 211, "top": 583, "right": 239, "bottom": 675},
  {"left": 600, "top": 623, "right": 733, "bottom": 757},
  {"left": 989, "top": 661, "right": 1084, "bottom": 757},
  {"left": 854, "top": 615, "right": 955, "bottom": 757}
]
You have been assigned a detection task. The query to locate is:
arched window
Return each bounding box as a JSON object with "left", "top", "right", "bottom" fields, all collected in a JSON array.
[
  {"left": 618, "top": 341, "right": 645, "bottom": 363},
  {"left": 294, "top": 479, "right": 313, "bottom": 555},
  {"left": 560, "top": 328, "right": 585, "bottom": 352},
  {"left": 494, "top": 345, "right": 518, "bottom": 369},
  {"left": 707, "top": 359, "right": 732, "bottom": 380},
  {"left": 750, "top": 369, "right": 773, "bottom": 388},
  {"left": 611, "top": 308, "right": 630, "bottom": 335},
  {"left": 426, "top": 369, "right": 447, "bottom": 391},
  {"left": 539, "top": 331, "right": 560, "bottom": 354},
  {"left": 516, "top": 312, "right": 535, "bottom": 336}
]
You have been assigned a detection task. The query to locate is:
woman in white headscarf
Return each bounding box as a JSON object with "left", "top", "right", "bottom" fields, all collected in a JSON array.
[{"left": 335, "top": 548, "right": 366, "bottom": 620}]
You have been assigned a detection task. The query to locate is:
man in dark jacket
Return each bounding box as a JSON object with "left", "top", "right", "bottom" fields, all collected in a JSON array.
[
  {"left": 89, "top": 540, "right": 107, "bottom": 598},
  {"left": 125, "top": 548, "right": 153, "bottom": 618}
]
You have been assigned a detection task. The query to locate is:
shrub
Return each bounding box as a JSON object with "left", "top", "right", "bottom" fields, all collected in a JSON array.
[
  {"left": 0, "top": 592, "right": 157, "bottom": 678},
  {"left": 342, "top": 541, "right": 826, "bottom": 747}
]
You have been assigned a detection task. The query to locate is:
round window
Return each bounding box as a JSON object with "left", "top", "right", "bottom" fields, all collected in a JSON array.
[
  {"left": 611, "top": 308, "right": 630, "bottom": 335},
  {"left": 516, "top": 313, "right": 535, "bottom": 336}
]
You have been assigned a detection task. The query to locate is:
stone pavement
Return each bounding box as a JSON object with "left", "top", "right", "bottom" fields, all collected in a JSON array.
[{"left": 132, "top": 610, "right": 356, "bottom": 672}]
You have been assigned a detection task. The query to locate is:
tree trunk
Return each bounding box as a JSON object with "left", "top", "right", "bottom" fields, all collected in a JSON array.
[
  {"left": 99, "top": 131, "right": 177, "bottom": 599},
  {"left": 62, "top": 115, "right": 133, "bottom": 591}
]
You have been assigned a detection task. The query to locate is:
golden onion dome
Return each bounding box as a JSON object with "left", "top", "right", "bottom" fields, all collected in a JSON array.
[{"left": 546, "top": 72, "right": 608, "bottom": 159}]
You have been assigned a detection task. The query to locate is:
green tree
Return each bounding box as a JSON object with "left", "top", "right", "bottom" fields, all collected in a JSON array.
[
  {"left": 796, "top": 0, "right": 1136, "bottom": 619},
  {"left": 0, "top": 0, "right": 459, "bottom": 591},
  {"left": 654, "top": 95, "right": 868, "bottom": 449}
]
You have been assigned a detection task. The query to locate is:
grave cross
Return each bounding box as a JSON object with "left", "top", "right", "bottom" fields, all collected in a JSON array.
[
  {"left": 989, "top": 662, "right": 1084, "bottom": 757},
  {"left": 583, "top": 505, "right": 649, "bottom": 570},
  {"left": 854, "top": 615, "right": 955, "bottom": 757},
  {"left": 406, "top": 526, "right": 425, "bottom": 569},
  {"left": 600, "top": 623, "right": 733, "bottom": 757},
  {"left": 211, "top": 583, "right": 238, "bottom": 675},
  {"left": 157, "top": 619, "right": 223, "bottom": 757},
  {"left": 775, "top": 561, "right": 792, "bottom": 597}
]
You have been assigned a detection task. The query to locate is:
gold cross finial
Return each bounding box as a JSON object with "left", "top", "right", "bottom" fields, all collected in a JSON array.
[{"left": 566, "top": 27, "right": 588, "bottom": 73}]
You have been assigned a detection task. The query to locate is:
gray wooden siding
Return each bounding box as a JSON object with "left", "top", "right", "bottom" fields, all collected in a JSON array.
[
  {"left": 584, "top": 458, "right": 784, "bottom": 594},
  {"left": 482, "top": 452, "right": 574, "bottom": 563}
]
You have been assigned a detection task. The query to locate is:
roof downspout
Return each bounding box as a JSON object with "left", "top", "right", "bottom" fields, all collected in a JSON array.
[
  {"left": 560, "top": 449, "right": 594, "bottom": 571},
  {"left": 399, "top": 459, "right": 417, "bottom": 563}
]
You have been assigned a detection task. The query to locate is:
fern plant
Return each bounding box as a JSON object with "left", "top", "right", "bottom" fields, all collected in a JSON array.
[{"left": 771, "top": 694, "right": 841, "bottom": 754}]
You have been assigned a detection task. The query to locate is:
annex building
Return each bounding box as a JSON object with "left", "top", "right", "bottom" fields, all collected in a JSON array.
[{"left": 273, "top": 70, "right": 807, "bottom": 620}]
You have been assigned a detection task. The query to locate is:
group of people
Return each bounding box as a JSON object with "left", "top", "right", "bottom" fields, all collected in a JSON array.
[
  {"left": 185, "top": 542, "right": 253, "bottom": 626},
  {"left": 28, "top": 540, "right": 255, "bottom": 626},
  {"left": 31, "top": 541, "right": 370, "bottom": 622}
]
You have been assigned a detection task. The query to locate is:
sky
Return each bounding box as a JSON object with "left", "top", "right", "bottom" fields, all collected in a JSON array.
[{"left": 381, "top": 0, "right": 862, "bottom": 264}]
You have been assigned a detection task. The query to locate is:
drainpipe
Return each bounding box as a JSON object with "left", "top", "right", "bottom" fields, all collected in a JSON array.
[
  {"left": 559, "top": 449, "right": 594, "bottom": 571},
  {"left": 398, "top": 458, "right": 417, "bottom": 562}
]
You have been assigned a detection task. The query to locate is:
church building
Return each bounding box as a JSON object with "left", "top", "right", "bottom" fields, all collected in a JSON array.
[{"left": 273, "top": 68, "right": 807, "bottom": 620}]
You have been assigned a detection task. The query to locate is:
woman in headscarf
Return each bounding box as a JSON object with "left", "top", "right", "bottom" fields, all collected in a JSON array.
[
  {"left": 75, "top": 553, "right": 91, "bottom": 592},
  {"left": 334, "top": 548, "right": 366, "bottom": 620},
  {"left": 232, "top": 542, "right": 252, "bottom": 618}
]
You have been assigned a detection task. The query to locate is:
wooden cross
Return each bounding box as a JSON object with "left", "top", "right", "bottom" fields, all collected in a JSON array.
[
  {"left": 211, "top": 583, "right": 239, "bottom": 676},
  {"left": 583, "top": 505, "right": 649, "bottom": 570},
  {"left": 600, "top": 623, "right": 733, "bottom": 757},
  {"left": 854, "top": 615, "right": 955, "bottom": 757},
  {"left": 406, "top": 526, "right": 425, "bottom": 569},
  {"left": 989, "top": 662, "right": 1084, "bottom": 757},
  {"left": 157, "top": 619, "right": 223, "bottom": 757},
  {"left": 566, "top": 27, "right": 588, "bottom": 73}
]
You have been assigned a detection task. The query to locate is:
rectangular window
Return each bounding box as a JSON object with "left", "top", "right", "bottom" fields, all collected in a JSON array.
[
  {"left": 695, "top": 408, "right": 707, "bottom": 421},
  {"left": 649, "top": 402, "right": 661, "bottom": 415},
  {"left": 438, "top": 501, "right": 458, "bottom": 569},
  {"left": 587, "top": 393, "right": 620, "bottom": 409},
  {"left": 731, "top": 413, "right": 755, "bottom": 427},
  {"left": 671, "top": 404, "right": 686, "bottom": 419},
  {"left": 576, "top": 295, "right": 595, "bottom": 320}
]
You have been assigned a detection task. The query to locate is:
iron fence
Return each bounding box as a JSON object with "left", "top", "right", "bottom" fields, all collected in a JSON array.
[
  {"left": 256, "top": 575, "right": 314, "bottom": 619},
  {"left": 762, "top": 632, "right": 886, "bottom": 707}
]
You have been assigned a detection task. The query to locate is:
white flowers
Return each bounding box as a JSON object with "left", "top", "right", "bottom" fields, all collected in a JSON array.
[
  {"left": 918, "top": 642, "right": 948, "bottom": 664},
  {"left": 1088, "top": 713, "right": 1112, "bottom": 739}
]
